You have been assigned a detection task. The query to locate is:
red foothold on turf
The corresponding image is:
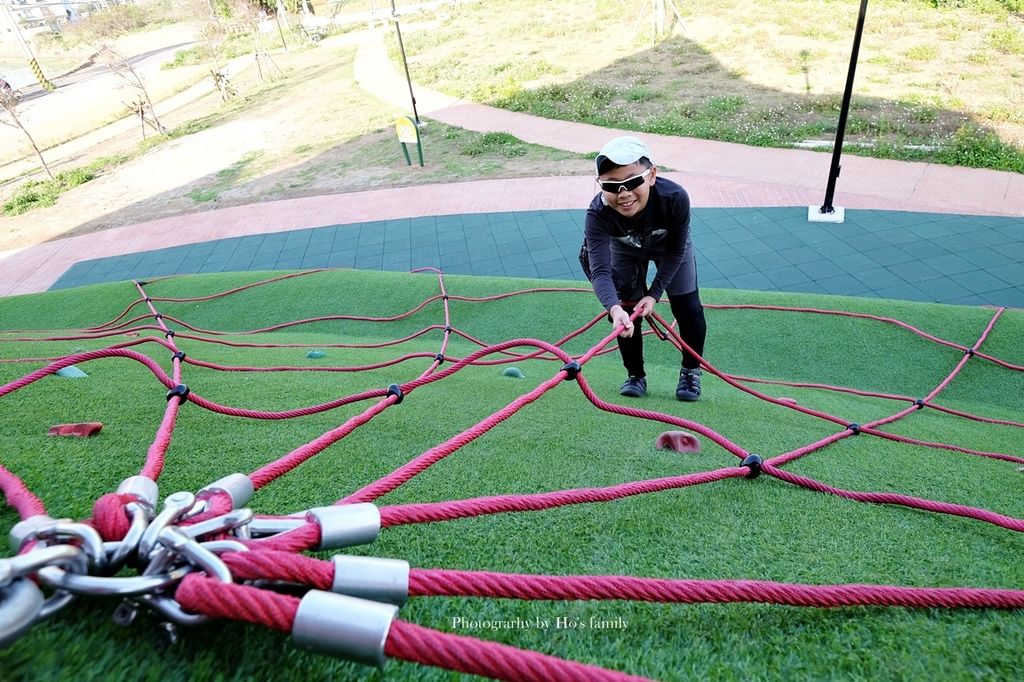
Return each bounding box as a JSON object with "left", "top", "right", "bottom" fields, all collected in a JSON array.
[{"left": 48, "top": 422, "right": 104, "bottom": 438}]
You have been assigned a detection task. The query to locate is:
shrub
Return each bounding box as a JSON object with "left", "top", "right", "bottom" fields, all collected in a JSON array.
[
  {"left": 935, "top": 124, "right": 1024, "bottom": 173},
  {"left": 2, "top": 166, "right": 97, "bottom": 216},
  {"left": 460, "top": 132, "right": 528, "bottom": 157},
  {"left": 988, "top": 26, "right": 1024, "bottom": 54}
]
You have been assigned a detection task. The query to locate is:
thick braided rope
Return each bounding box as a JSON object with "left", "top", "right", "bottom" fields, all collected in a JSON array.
[
  {"left": 0, "top": 463, "right": 47, "bottom": 519},
  {"left": 860, "top": 426, "right": 1024, "bottom": 464},
  {"left": 141, "top": 386, "right": 181, "bottom": 480},
  {"left": 89, "top": 493, "right": 134, "bottom": 541},
  {"left": 2, "top": 325, "right": 166, "bottom": 342},
  {"left": 0, "top": 344, "right": 368, "bottom": 422},
  {"left": 0, "top": 348, "right": 173, "bottom": 397},
  {"left": 248, "top": 393, "right": 399, "bottom": 489},
  {"left": 706, "top": 303, "right": 983, "bottom": 353},
  {"left": 175, "top": 575, "right": 651, "bottom": 681},
  {"left": 221, "top": 550, "right": 333, "bottom": 588},
  {"left": 342, "top": 373, "right": 569, "bottom": 504},
  {"left": 408, "top": 568, "right": 1024, "bottom": 609},
  {"left": 176, "top": 574, "right": 296, "bottom": 631},
  {"left": 248, "top": 522, "right": 321, "bottom": 553},
  {"left": 574, "top": 374, "right": 747, "bottom": 457},
  {"left": 216, "top": 554, "right": 1024, "bottom": 610},
  {"left": 379, "top": 467, "right": 746, "bottom": 527},
  {"left": 649, "top": 312, "right": 851, "bottom": 427},
  {"left": 89, "top": 271, "right": 327, "bottom": 331},
  {"left": 765, "top": 464, "right": 1024, "bottom": 532},
  {"left": 766, "top": 431, "right": 852, "bottom": 467},
  {"left": 183, "top": 352, "right": 441, "bottom": 373},
  {"left": 927, "top": 403, "right": 1024, "bottom": 429}
]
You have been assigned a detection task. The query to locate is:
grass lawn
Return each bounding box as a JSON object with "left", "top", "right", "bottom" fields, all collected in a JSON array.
[{"left": 1, "top": 269, "right": 1023, "bottom": 680}]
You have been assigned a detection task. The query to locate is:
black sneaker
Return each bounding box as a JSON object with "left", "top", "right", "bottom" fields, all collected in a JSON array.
[
  {"left": 676, "top": 368, "right": 702, "bottom": 402},
  {"left": 620, "top": 375, "right": 647, "bottom": 398}
]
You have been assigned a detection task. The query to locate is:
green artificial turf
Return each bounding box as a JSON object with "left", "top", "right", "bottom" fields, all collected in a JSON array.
[{"left": 0, "top": 269, "right": 1022, "bottom": 681}]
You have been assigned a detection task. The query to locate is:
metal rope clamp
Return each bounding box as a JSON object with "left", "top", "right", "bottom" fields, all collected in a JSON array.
[
  {"left": 247, "top": 503, "right": 381, "bottom": 549},
  {"left": 292, "top": 591, "right": 399, "bottom": 667},
  {"left": 309, "top": 504, "right": 381, "bottom": 550},
  {"left": 330, "top": 555, "right": 409, "bottom": 606}
]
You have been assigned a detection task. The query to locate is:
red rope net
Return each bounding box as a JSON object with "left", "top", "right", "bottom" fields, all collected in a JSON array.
[{"left": 1, "top": 268, "right": 1022, "bottom": 681}]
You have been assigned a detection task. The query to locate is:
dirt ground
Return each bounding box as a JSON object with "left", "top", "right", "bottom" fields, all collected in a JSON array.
[
  {"left": 0, "top": 21, "right": 585, "bottom": 257},
  {"left": 0, "top": 28, "right": 354, "bottom": 253}
]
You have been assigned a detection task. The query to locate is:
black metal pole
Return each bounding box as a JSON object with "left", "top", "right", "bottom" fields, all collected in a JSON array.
[
  {"left": 274, "top": 9, "right": 289, "bottom": 52},
  {"left": 390, "top": 0, "right": 420, "bottom": 125},
  {"left": 819, "top": 0, "right": 869, "bottom": 215}
]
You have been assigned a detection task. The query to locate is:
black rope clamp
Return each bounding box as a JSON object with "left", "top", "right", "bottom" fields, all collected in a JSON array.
[
  {"left": 740, "top": 454, "right": 763, "bottom": 479},
  {"left": 434, "top": 353, "right": 445, "bottom": 363},
  {"left": 560, "top": 360, "right": 581, "bottom": 381},
  {"left": 164, "top": 330, "right": 175, "bottom": 338},
  {"left": 137, "top": 280, "right": 149, "bottom": 286},
  {"left": 444, "top": 325, "right": 452, "bottom": 333},
  {"left": 847, "top": 422, "right": 861, "bottom": 435},
  {"left": 442, "top": 295, "right": 449, "bottom": 301},
  {"left": 386, "top": 384, "right": 404, "bottom": 404},
  {"left": 914, "top": 398, "right": 925, "bottom": 409},
  {"left": 965, "top": 347, "right": 976, "bottom": 356},
  {"left": 166, "top": 384, "right": 190, "bottom": 403},
  {"left": 154, "top": 313, "right": 162, "bottom": 320},
  {"left": 172, "top": 351, "right": 186, "bottom": 361},
  {"left": 144, "top": 296, "right": 152, "bottom": 302}
]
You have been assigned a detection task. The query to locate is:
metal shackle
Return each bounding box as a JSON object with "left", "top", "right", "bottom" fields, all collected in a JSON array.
[
  {"left": 8, "top": 515, "right": 60, "bottom": 554},
  {"left": 0, "top": 579, "right": 44, "bottom": 649}
]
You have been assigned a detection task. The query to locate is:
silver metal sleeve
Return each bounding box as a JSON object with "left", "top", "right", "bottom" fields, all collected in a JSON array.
[
  {"left": 330, "top": 555, "right": 409, "bottom": 606},
  {"left": 8, "top": 515, "right": 57, "bottom": 553},
  {"left": 116, "top": 476, "right": 159, "bottom": 509},
  {"left": 307, "top": 504, "right": 380, "bottom": 550},
  {"left": 199, "top": 474, "right": 254, "bottom": 509},
  {"left": 292, "top": 590, "right": 398, "bottom": 667}
]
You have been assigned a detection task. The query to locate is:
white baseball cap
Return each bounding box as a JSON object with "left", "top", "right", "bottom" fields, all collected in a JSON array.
[{"left": 595, "top": 136, "right": 655, "bottom": 174}]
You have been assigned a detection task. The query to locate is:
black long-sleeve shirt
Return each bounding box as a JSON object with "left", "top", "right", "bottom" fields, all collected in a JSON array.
[{"left": 584, "top": 177, "right": 692, "bottom": 310}]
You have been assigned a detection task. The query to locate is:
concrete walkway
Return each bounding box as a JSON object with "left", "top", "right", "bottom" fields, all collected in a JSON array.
[{"left": 0, "top": 28, "right": 1021, "bottom": 307}]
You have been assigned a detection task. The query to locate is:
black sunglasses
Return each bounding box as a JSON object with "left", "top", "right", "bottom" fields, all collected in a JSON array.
[{"left": 597, "top": 168, "right": 652, "bottom": 194}]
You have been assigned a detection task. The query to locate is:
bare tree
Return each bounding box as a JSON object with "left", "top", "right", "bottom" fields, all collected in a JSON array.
[
  {"left": 231, "top": 0, "right": 282, "bottom": 84},
  {"left": 0, "top": 89, "right": 54, "bottom": 180},
  {"left": 97, "top": 44, "right": 167, "bottom": 136}
]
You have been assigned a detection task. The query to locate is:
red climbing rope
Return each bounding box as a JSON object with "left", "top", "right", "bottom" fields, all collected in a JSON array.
[
  {"left": 175, "top": 574, "right": 650, "bottom": 682},
  {"left": 0, "top": 463, "right": 47, "bottom": 519},
  {"left": 765, "top": 463, "right": 1024, "bottom": 532},
  {"left": 377, "top": 467, "right": 746, "bottom": 528},
  {"left": 2, "top": 267, "right": 1023, "bottom": 682},
  {"left": 407, "top": 568, "right": 1024, "bottom": 609}
]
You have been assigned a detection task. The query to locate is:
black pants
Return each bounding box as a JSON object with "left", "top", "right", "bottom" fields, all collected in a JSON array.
[{"left": 618, "top": 289, "right": 706, "bottom": 377}]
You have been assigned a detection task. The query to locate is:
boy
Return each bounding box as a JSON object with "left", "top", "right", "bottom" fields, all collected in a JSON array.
[{"left": 582, "top": 136, "right": 707, "bottom": 400}]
